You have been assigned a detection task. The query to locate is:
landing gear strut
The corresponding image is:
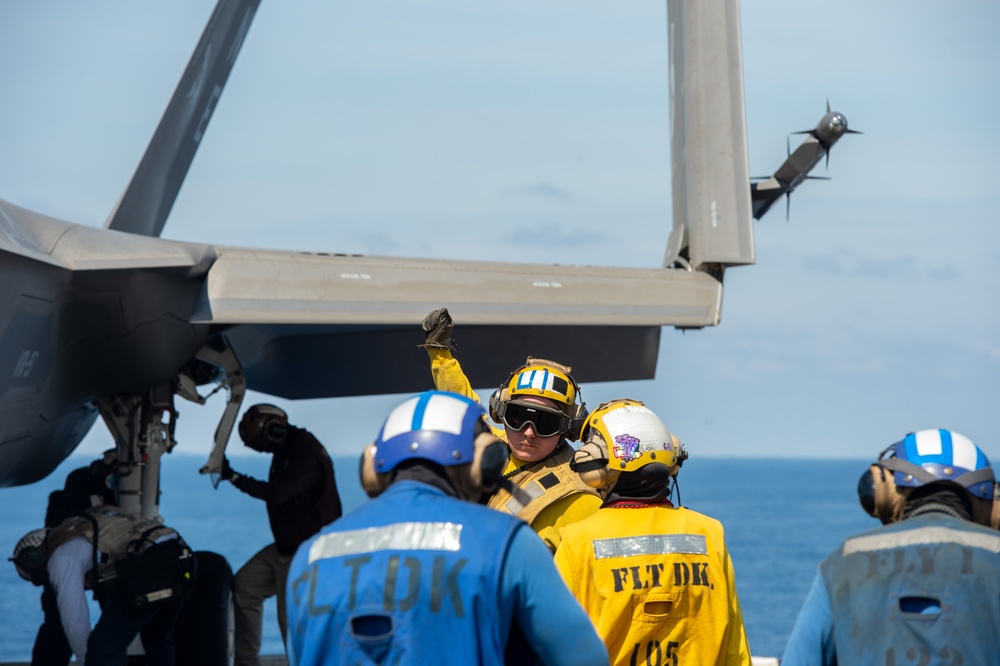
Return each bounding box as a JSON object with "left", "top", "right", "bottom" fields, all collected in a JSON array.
[
  {"left": 94, "top": 336, "right": 246, "bottom": 665},
  {"left": 95, "top": 336, "right": 246, "bottom": 517}
]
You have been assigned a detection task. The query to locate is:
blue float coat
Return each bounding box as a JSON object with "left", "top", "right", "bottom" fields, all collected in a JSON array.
[
  {"left": 783, "top": 511, "right": 1000, "bottom": 666},
  {"left": 285, "top": 480, "right": 607, "bottom": 666}
]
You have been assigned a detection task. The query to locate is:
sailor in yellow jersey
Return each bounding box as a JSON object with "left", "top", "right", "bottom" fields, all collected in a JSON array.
[
  {"left": 419, "top": 308, "right": 602, "bottom": 550},
  {"left": 554, "top": 399, "right": 752, "bottom": 666}
]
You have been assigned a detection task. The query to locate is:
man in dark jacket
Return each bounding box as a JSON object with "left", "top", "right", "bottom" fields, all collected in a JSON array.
[{"left": 221, "top": 404, "right": 342, "bottom": 666}]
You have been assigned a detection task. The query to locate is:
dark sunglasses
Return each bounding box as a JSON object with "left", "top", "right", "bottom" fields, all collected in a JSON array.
[{"left": 501, "top": 402, "right": 569, "bottom": 438}]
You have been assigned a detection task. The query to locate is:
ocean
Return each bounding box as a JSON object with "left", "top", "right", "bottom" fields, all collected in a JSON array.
[{"left": 0, "top": 454, "right": 873, "bottom": 662}]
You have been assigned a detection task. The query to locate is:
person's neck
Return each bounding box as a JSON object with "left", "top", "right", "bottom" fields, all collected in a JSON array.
[{"left": 393, "top": 463, "right": 457, "bottom": 497}]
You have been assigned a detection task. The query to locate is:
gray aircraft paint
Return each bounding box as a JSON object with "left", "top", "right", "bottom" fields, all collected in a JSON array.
[{"left": 0, "top": 0, "right": 756, "bottom": 491}]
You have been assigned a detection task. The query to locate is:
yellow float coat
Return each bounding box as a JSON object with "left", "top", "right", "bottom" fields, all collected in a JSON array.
[
  {"left": 554, "top": 505, "right": 752, "bottom": 666},
  {"left": 427, "top": 348, "right": 601, "bottom": 550}
]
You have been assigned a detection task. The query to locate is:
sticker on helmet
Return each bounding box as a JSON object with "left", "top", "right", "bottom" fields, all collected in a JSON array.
[
  {"left": 602, "top": 404, "right": 675, "bottom": 465},
  {"left": 614, "top": 434, "right": 643, "bottom": 463}
]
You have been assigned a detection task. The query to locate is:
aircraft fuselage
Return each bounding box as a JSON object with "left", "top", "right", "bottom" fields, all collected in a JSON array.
[{"left": 0, "top": 200, "right": 214, "bottom": 485}]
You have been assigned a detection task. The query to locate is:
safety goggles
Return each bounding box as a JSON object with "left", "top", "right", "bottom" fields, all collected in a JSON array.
[{"left": 500, "top": 402, "right": 569, "bottom": 438}]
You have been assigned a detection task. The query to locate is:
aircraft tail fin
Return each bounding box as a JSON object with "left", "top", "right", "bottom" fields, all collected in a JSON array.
[
  {"left": 104, "top": 0, "right": 261, "bottom": 237},
  {"left": 664, "top": 0, "right": 754, "bottom": 272}
]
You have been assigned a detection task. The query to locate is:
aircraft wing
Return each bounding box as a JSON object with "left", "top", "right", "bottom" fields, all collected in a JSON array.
[
  {"left": 1, "top": 200, "right": 720, "bottom": 405},
  {"left": 191, "top": 246, "right": 723, "bottom": 398},
  {"left": 188, "top": 0, "right": 752, "bottom": 399}
]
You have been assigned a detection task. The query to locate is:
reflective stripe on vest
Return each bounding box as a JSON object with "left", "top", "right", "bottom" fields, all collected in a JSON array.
[
  {"left": 843, "top": 525, "right": 1000, "bottom": 556},
  {"left": 593, "top": 533, "right": 708, "bottom": 559},
  {"left": 308, "top": 522, "right": 462, "bottom": 563}
]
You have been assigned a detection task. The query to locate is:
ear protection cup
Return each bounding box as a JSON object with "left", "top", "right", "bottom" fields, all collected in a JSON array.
[
  {"left": 663, "top": 434, "right": 686, "bottom": 477},
  {"left": 571, "top": 433, "right": 617, "bottom": 489},
  {"left": 991, "top": 485, "right": 1000, "bottom": 530},
  {"left": 857, "top": 467, "right": 877, "bottom": 517},
  {"left": 469, "top": 431, "right": 507, "bottom": 494},
  {"left": 859, "top": 464, "right": 909, "bottom": 524},
  {"left": 972, "top": 483, "right": 1000, "bottom": 530},
  {"left": 969, "top": 495, "right": 996, "bottom": 530},
  {"left": 240, "top": 404, "right": 288, "bottom": 445},
  {"left": 562, "top": 403, "right": 588, "bottom": 439},
  {"left": 265, "top": 418, "right": 287, "bottom": 442},
  {"left": 674, "top": 438, "right": 689, "bottom": 468},
  {"left": 446, "top": 425, "right": 508, "bottom": 502},
  {"left": 487, "top": 387, "right": 507, "bottom": 424},
  {"left": 359, "top": 444, "right": 391, "bottom": 498}
]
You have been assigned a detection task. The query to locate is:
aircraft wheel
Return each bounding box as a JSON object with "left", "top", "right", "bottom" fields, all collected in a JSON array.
[{"left": 175, "top": 551, "right": 235, "bottom": 666}]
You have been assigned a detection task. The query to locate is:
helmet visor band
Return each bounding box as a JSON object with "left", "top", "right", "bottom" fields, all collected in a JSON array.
[{"left": 501, "top": 402, "right": 566, "bottom": 437}]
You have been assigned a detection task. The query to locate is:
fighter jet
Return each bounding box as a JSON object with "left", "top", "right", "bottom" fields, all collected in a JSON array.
[
  {"left": 0, "top": 0, "right": 763, "bottom": 510},
  {"left": 751, "top": 101, "right": 861, "bottom": 220}
]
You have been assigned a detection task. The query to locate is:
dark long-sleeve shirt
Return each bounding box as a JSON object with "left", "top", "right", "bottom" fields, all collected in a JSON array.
[{"left": 231, "top": 425, "right": 342, "bottom": 555}]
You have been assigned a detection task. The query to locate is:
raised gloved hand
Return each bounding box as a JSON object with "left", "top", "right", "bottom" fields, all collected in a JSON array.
[
  {"left": 220, "top": 457, "right": 238, "bottom": 482},
  {"left": 418, "top": 307, "right": 456, "bottom": 350}
]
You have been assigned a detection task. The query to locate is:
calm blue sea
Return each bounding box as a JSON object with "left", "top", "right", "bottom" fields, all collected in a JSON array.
[{"left": 0, "top": 454, "right": 873, "bottom": 662}]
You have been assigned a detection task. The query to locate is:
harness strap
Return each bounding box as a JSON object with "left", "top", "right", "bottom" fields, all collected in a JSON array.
[
  {"left": 127, "top": 525, "right": 167, "bottom": 555},
  {"left": 75, "top": 512, "right": 104, "bottom": 598},
  {"left": 878, "top": 459, "right": 941, "bottom": 485},
  {"left": 879, "top": 459, "right": 995, "bottom": 491}
]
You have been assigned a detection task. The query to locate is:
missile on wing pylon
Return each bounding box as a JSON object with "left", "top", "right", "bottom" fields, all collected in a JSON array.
[{"left": 751, "top": 101, "right": 861, "bottom": 220}]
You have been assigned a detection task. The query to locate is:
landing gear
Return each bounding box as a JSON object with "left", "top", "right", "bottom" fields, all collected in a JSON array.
[
  {"left": 95, "top": 335, "right": 246, "bottom": 518},
  {"left": 93, "top": 336, "right": 246, "bottom": 663}
]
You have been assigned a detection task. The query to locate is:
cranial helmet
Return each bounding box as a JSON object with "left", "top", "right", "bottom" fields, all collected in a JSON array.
[
  {"left": 360, "top": 391, "right": 507, "bottom": 502},
  {"left": 88, "top": 448, "right": 118, "bottom": 505},
  {"left": 858, "top": 429, "right": 997, "bottom": 527},
  {"left": 570, "top": 399, "right": 686, "bottom": 489},
  {"left": 487, "top": 357, "right": 587, "bottom": 437},
  {"left": 10, "top": 528, "right": 49, "bottom": 585},
  {"left": 239, "top": 404, "right": 288, "bottom": 452}
]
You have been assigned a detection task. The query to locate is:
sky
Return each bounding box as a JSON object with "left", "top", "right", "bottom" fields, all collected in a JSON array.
[{"left": 0, "top": 0, "right": 997, "bottom": 467}]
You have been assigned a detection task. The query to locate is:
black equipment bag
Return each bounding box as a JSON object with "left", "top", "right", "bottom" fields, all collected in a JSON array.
[{"left": 114, "top": 536, "right": 196, "bottom": 612}]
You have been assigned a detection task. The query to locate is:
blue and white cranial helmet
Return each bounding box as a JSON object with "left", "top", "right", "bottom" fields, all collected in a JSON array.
[
  {"left": 373, "top": 391, "right": 485, "bottom": 474},
  {"left": 883, "top": 429, "right": 995, "bottom": 500}
]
